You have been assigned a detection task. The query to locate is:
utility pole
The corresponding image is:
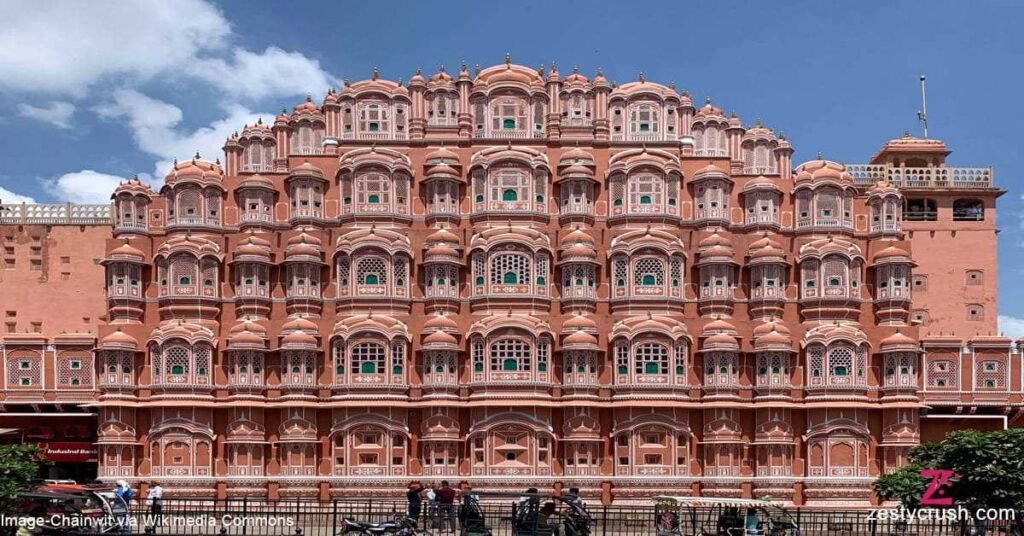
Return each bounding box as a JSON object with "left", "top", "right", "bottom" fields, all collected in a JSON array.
[{"left": 917, "top": 75, "right": 929, "bottom": 139}]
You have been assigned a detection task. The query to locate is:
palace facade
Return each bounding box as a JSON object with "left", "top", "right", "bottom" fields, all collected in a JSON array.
[{"left": 0, "top": 58, "right": 1011, "bottom": 505}]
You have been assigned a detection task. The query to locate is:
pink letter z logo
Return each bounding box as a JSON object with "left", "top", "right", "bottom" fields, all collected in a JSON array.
[{"left": 920, "top": 469, "right": 958, "bottom": 506}]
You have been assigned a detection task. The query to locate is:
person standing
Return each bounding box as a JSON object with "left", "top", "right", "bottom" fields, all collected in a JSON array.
[
  {"left": 114, "top": 480, "right": 133, "bottom": 531},
  {"left": 406, "top": 482, "right": 424, "bottom": 526},
  {"left": 147, "top": 482, "right": 163, "bottom": 527},
  {"left": 435, "top": 480, "right": 458, "bottom": 533}
]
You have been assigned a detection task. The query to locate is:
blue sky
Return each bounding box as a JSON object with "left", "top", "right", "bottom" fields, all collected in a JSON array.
[{"left": 1, "top": 0, "right": 1022, "bottom": 330}]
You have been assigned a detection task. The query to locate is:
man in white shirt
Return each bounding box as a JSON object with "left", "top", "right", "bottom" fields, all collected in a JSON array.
[{"left": 147, "top": 482, "right": 163, "bottom": 526}]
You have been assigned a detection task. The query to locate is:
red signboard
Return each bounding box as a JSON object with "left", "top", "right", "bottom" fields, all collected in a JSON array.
[{"left": 38, "top": 442, "right": 98, "bottom": 463}]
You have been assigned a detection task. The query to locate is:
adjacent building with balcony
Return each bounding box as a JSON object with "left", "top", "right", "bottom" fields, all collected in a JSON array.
[{"left": 0, "top": 58, "right": 1012, "bottom": 505}]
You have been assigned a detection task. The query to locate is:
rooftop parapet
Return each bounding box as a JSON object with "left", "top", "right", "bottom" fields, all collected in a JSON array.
[
  {"left": 0, "top": 202, "right": 113, "bottom": 225},
  {"left": 844, "top": 164, "right": 993, "bottom": 189}
]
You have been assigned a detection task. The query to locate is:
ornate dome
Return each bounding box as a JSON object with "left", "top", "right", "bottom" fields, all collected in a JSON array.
[
  {"left": 106, "top": 241, "right": 146, "bottom": 263},
  {"left": 563, "top": 330, "right": 600, "bottom": 351},
  {"left": 164, "top": 156, "right": 224, "bottom": 188},
  {"left": 98, "top": 329, "right": 139, "bottom": 351},
  {"left": 423, "top": 313, "right": 460, "bottom": 334},
  {"left": 423, "top": 330, "right": 459, "bottom": 351},
  {"left": 879, "top": 331, "right": 918, "bottom": 353},
  {"left": 793, "top": 159, "right": 854, "bottom": 187}
]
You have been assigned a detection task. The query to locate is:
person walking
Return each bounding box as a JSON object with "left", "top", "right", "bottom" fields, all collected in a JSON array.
[{"left": 435, "top": 480, "right": 458, "bottom": 533}]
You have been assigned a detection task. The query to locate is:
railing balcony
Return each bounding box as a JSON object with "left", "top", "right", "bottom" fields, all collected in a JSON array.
[
  {"left": 870, "top": 221, "right": 901, "bottom": 233},
  {"left": 292, "top": 147, "right": 323, "bottom": 156},
  {"left": 755, "top": 466, "right": 794, "bottom": 478},
  {"left": 0, "top": 203, "right": 112, "bottom": 225},
  {"left": 115, "top": 221, "right": 147, "bottom": 231},
  {"left": 341, "top": 131, "right": 407, "bottom": 141},
  {"left": 241, "top": 164, "right": 274, "bottom": 173},
  {"left": 474, "top": 129, "right": 545, "bottom": 140},
  {"left": 846, "top": 164, "right": 994, "bottom": 189},
  {"left": 746, "top": 213, "right": 779, "bottom": 226},
  {"left": 743, "top": 166, "right": 779, "bottom": 175},
  {"left": 695, "top": 149, "right": 730, "bottom": 158},
  {"left": 240, "top": 212, "right": 273, "bottom": 223},
  {"left": 562, "top": 117, "right": 593, "bottom": 128}
]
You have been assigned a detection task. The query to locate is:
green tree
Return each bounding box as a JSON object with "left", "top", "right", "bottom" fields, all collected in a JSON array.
[
  {"left": 0, "top": 443, "right": 44, "bottom": 515},
  {"left": 875, "top": 429, "right": 1024, "bottom": 509}
]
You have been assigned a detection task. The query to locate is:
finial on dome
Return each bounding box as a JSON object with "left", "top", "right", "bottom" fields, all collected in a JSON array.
[
  {"left": 343, "top": 78, "right": 351, "bottom": 87},
  {"left": 458, "top": 60, "right": 466, "bottom": 72},
  {"left": 681, "top": 88, "right": 689, "bottom": 97},
  {"left": 371, "top": 67, "right": 379, "bottom": 80},
  {"left": 256, "top": 117, "right": 262, "bottom": 125},
  {"left": 638, "top": 72, "right": 645, "bottom": 83},
  {"left": 438, "top": 64, "right": 446, "bottom": 73},
  {"left": 550, "top": 61, "right": 557, "bottom": 71},
  {"left": 416, "top": 66, "right": 422, "bottom": 75},
  {"left": 474, "top": 64, "right": 481, "bottom": 76},
  {"left": 281, "top": 107, "right": 287, "bottom": 114},
  {"left": 816, "top": 151, "right": 824, "bottom": 160},
  {"left": 504, "top": 52, "right": 512, "bottom": 65},
  {"left": 194, "top": 151, "right": 201, "bottom": 160},
  {"left": 397, "top": 78, "right": 403, "bottom": 86},
  {"left": 572, "top": 65, "right": 579, "bottom": 74},
  {"left": 705, "top": 96, "right": 711, "bottom": 105},
  {"left": 306, "top": 94, "right": 312, "bottom": 102},
  {"left": 754, "top": 118, "right": 762, "bottom": 127},
  {"left": 537, "top": 64, "right": 545, "bottom": 76},
  {"left": 215, "top": 157, "right": 220, "bottom": 165},
  {"left": 779, "top": 131, "right": 786, "bottom": 140},
  {"left": 669, "top": 81, "right": 676, "bottom": 90}
]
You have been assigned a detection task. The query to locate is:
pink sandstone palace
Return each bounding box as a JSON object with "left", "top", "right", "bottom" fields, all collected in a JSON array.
[{"left": 0, "top": 58, "right": 1010, "bottom": 506}]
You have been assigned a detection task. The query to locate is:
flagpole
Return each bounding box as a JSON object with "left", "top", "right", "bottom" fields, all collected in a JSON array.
[{"left": 918, "top": 75, "right": 929, "bottom": 139}]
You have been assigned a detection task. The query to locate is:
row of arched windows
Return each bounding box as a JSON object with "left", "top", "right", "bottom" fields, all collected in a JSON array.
[
  {"left": 113, "top": 253, "right": 908, "bottom": 304},
  {"left": 117, "top": 342, "right": 917, "bottom": 391}
]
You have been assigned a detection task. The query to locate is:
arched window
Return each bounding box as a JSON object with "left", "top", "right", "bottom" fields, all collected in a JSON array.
[
  {"left": 635, "top": 343, "right": 669, "bottom": 375},
  {"left": 807, "top": 343, "right": 867, "bottom": 387},
  {"left": 490, "top": 253, "right": 530, "bottom": 286},
  {"left": 350, "top": 342, "right": 387, "bottom": 375},
  {"left": 953, "top": 198, "right": 984, "bottom": 221},
  {"left": 489, "top": 339, "right": 531, "bottom": 372},
  {"left": 356, "top": 257, "right": 387, "bottom": 286},
  {"left": 628, "top": 174, "right": 663, "bottom": 211},
  {"left": 490, "top": 167, "right": 530, "bottom": 209},
  {"left": 629, "top": 103, "right": 660, "bottom": 138},
  {"left": 634, "top": 258, "right": 665, "bottom": 287},
  {"left": 358, "top": 102, "right": 390, "bottom": 134}
]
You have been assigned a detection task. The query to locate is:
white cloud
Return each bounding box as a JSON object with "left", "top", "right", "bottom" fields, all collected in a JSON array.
[
  {"left": 16, "top": 101, "right": 76, "bottom": 129},
  {"left": 196, "top": 47, "right": 338, "bottom": 100},
  {"left": 0, "top": 0, "right": 337, "bottom": 100},
  {"left": 0, "top": 186, "right": 37, "bottom": 205},
  {"left": 1, "top": 0, "right": 340, "bottom": 203},
  {"left": 43, "top": 170, "right": 128, "bottom": 204},
  {"left": 998, "top": 315, "right": 1024, "bottom": 341},
  {"left": 0, "top": 0, "right": 229, "bottom": 95},
  {"left": 94, "top": 89, "right": 271, "bottom": 181}
]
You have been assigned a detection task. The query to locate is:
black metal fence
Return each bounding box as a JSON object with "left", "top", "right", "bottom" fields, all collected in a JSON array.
[{"left": 56, "top": 498, "right": 1022, "bottom": 536}]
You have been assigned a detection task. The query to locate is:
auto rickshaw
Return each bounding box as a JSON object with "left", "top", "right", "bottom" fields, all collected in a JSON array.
[
  {"left": 653, "top": 496, "right": 800, "bottom": 536},
  {"left": 511, "top": 493, "right": 592, "bottom": 536},
  {"left": 19, "top": 483, "right": 129, "bottom": 535}
]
